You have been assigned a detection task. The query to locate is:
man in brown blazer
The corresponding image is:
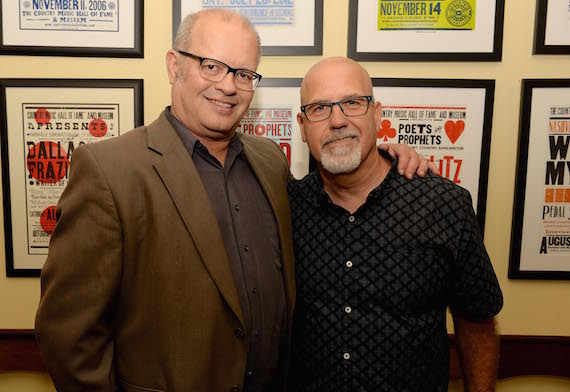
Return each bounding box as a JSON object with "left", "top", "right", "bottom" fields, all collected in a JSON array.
[
  {"left": 35, "top": 9, "right": 426, "bottom": 392},
  {"left": 36, "top": 9, "right": 295, "bottom": 391}
]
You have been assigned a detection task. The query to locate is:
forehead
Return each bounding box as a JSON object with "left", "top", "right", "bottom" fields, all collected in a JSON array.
[
  {"left": 304, "top": 61, "right": 372, "bottom": 103},
  {"left": 189, "top": 14, "right": 258, "bottom": 69}
]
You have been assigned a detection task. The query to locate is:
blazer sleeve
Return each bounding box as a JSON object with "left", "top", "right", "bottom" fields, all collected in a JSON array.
[{"left": 35, "top": 145, "right": 123, "bottom": 391}]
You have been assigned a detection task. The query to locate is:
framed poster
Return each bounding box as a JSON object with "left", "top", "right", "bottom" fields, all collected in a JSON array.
[
  {"left": 0, "top": 79, "right": 143, "bottom": 277},
  {"left": 510, "top": 79, "right": 570, "bottom": 280},
  {"left": 534, "top": 0, "right": 570, "bottom": 54},
  {"left": 172, "top": 0, "right": 323, "bottom": 55},
  {"left": 372, "top": 78, "right": 495, "bottom": 232},
  {"left": 236, "top": 78, "right": 309, "bottom": 179},
  {"left": 348, "top": 0, "right": 505, "bottom": 61},
  {"left": 0, "top": 0, "right": 143, "bottom": 57}
]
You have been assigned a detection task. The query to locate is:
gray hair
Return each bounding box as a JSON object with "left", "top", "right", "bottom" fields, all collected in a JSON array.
[{"left": 174, "top": 9, "right": 262, "bottom": 67}]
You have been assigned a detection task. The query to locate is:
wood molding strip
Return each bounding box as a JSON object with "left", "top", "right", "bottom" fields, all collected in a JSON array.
[
  {"left": 448, "top": 334, "right": 570, "bottom": 379},
  {"left": 1, "top": 330, "right": 569, "bottom": 379},
  {"left": 0, "top": 330, "right": 46, "bottom": 372}
]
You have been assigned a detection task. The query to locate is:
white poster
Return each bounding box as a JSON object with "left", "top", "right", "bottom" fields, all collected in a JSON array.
[
  {"left": 544, "top": 0, "right": 570, "bottom": 46},
  {"left": 374, "top": 84, "right": 489, "bottom": 213},
  {"left": 519, "top": 87, "right": 570, "bottom": 272},
  {"left": 2, "top": 82, "right": 138, "bottom": 272},
  {"left": 236, "top": 80, "right": 308, "bottom": 179}
]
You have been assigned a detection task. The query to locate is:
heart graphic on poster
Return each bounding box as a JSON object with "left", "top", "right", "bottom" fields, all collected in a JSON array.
[{"left": 445, "top": 120, "right": 465, "bottom": 144}]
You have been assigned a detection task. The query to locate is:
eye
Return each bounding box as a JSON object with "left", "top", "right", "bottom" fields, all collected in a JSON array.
[
  {"left": 314, "top": 104, "right": 326, "bottom": 111},
  {"left": 344, "top": 99, "right": 359, "bottom": 106},
  {"left": 236, "top": 71, "right": 253, "bottom": 81}
]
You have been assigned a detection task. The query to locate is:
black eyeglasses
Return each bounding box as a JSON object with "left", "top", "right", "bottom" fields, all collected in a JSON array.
[
  {"left": 176, "top": 50, "right": 262, "bottom": 91},
  {"left": 300, "top": 96, "right": 374, "bottom": 122}
]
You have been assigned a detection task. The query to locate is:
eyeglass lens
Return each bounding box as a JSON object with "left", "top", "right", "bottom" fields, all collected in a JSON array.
[
  {"left": 305, "top": 97, "right": 370, "bottom": 121},
  {"left": 200, "top": 59, "right": 259, "bottom": 91}
]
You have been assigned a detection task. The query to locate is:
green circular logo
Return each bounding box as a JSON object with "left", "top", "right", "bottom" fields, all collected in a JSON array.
[{"left": 446, "top": 0, "right": 472, "bottom": 27}]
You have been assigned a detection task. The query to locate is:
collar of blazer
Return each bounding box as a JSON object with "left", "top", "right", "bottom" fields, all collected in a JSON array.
[{"left": 146, "top": 111, "right": 295, "bottom": 329}]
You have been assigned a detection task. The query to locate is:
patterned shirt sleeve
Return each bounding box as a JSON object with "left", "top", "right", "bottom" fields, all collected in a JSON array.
[{"left": 448, "top": 190, "right": 503, "bottom": 320}]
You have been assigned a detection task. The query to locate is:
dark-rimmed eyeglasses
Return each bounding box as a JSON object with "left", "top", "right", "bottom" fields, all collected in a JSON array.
[
  {"left": 300, "top": 96, "right": 374, "bottom": 122},
  {"left": 176, "top": 50, "right": 262, "bottom": 91}
]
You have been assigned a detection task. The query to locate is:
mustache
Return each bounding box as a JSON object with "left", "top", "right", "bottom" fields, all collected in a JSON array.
[{"left": 322, "top": 130, "right": 360, "bottom": 146}]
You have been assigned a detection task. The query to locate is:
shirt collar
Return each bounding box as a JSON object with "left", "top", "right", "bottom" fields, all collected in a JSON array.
[
  {"left": 302, "top": 148, "right": 399, "bottom": 207},
  {"left": 164, "top": 106, "right": 243, "bottom": 157}
]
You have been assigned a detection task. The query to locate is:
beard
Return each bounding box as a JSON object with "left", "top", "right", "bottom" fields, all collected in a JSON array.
[{"left": 320, "top": 129, "right": 362, "bottom": 174}]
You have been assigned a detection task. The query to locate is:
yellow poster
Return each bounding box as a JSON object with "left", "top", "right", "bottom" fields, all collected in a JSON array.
[{"left": 378, "top": 0, "right": 476, "bottom": 30}]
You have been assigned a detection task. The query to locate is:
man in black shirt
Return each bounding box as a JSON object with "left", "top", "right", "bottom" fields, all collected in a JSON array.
[{"left": 288, "top": 57, "right": 503, "bottom": 392}]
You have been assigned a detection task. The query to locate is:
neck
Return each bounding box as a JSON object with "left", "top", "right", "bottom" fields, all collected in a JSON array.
[
  {"left": 193, "top": 134, "right": 233, "bottom": 166},
  {"left": 320, "top": 150, "right": 391, "bottom": 214},
  {"left": 170, "top": 106, "right": 234, "bottom": 166}
]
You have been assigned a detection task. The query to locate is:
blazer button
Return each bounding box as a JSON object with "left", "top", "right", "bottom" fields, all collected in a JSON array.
[
  {"left": 234, "top": 328, "right": 245, "bottom": 338},
  {"left": 231, "top": 385, "right": 241, "bottom": 392}
]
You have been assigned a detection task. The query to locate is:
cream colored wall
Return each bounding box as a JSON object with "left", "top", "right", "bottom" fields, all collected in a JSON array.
[{"left": 0, "top": 0, "right": 568, "bottom": 390}]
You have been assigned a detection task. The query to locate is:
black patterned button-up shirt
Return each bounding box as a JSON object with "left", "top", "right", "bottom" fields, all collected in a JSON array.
[{"left": 288, "top": 153, "right": 503, "bottom": 392}]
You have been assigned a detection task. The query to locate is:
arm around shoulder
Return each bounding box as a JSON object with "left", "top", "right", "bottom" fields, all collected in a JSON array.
[{"left": 35, "top": 145, "right": 123, "bottom": 391}]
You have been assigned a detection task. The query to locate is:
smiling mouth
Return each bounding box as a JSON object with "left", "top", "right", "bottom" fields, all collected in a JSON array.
[{"left": 207, "top": 98, "right": 236, "bottom": 109}]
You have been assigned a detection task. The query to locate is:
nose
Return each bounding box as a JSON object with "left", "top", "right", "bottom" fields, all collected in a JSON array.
[
  {"left": 215, "top": 71, "right": 237, "bottom": 95},
  {"left": 329, "top": 103, "right": 348, "bottom": 128}
]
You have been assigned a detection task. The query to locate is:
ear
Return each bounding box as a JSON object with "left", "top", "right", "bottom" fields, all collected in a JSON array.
[
  {"left": 373, "top": 100, "right": 383, "bottom": 133},
  {"left": 166, "top": 49, "right": 180, "bottom": 85},
  {"left": 297, "top": 112, "right": 308, "bottom": 143}
]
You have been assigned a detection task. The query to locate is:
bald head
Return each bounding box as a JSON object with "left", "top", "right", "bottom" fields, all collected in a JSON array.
[
  {"left": 175, "top": 9, "right": 262, "bottom": 66},
  {"left": 300, "top": 57, "right": 373, "bottom": 105}
]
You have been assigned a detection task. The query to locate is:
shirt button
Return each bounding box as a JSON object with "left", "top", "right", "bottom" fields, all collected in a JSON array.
[
  {"left": 243, "top": 245, "right": 249, "bottom": 252},
  {"left": 255, "top": 329, "right": 261, "bottom": 337},
  {"left": 234, "top": 204, "right": 240, "bottom": 211},
  {"left": 348, "top": 215, "right": 355, "bottom": 223},
  {"left": 343, "top": 352, "right": 350, "bottom": 360},
  {"left": 247, "top": 369, "right": 254, "bottom": 376},
  {"left": 346, "top": 260, "right": 353, "bottom": 268},
  {"left": 234, "top": 328, "right": 245, "bottom": 338},
  {"left": 231, "top": 386, "right": 241, "bottom": 392},
  {"left": 345, "top": 306, "right": 352, "bottom": 314},
  {"left": 252, "top": 287, "right": 257, "bottom": 294}
]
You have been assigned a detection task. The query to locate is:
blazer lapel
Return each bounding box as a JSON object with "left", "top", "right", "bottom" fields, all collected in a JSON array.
[{"left": 148, "top": 113, "right": 245, "bottom": 328}]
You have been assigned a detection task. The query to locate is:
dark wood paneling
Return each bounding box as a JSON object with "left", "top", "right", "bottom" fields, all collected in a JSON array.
[
  {"left": 1, "top": 330, "right": 569, "bottom": 379},
  {"left": 448, "top": 334, "right": 570, "bottom": 379},
  {"left": 0, "top": 330, "right": 46, "bottom": 372}
]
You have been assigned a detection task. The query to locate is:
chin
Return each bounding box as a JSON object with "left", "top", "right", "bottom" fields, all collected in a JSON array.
[
  {"left": 321, "top": 149, "right": 362, "bottom": 175},
  {"left": 206, "top": 120, "right": 241, "bottom": 135}
]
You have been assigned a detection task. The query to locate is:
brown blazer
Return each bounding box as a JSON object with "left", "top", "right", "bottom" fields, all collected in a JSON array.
[{"left": 35, "top": 112, "right": 296, "bottom": 391}]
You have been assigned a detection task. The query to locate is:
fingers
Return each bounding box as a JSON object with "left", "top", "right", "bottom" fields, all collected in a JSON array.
[
  {"left": 417, "top": 157, "right": 428, "bottom": 178},
  {"left": 404, "top": 151, "right": 419, "bottom": 179},
  {"left": 428, "top": 161, "right": 440, "bottom": 176},
  {"left": 378, "top": 143, "right": 396, "bottom": 158},
  {"left": 391, "top": 144, "right": 411, "bottom": 176}
]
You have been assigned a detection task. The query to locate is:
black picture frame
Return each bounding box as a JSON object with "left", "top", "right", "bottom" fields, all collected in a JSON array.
[
  {"left": 1, "top": 79, "right": 144, "bottom": 277},
  {"left": 534, "top": 0, "right": 570, "bottom": 55},
  {"left": 172, "top": 0, "right": 323, "bottom": 56},
  {"left": 509, "top": 79, "right": 570, "bottom": 280},
  {"left": 347, "top": 0, "right": 505, "bottom": 61},
  {"left": 370, "top": 78, "right": 495, "bottom": 233},
  {"left": 0, "top": 0, "right": 144, "bottom": 57}
]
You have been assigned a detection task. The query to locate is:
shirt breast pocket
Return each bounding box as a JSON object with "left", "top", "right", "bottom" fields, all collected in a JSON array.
[{"left": 375, "top": 244, "right": 451, "bottom": 314}]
